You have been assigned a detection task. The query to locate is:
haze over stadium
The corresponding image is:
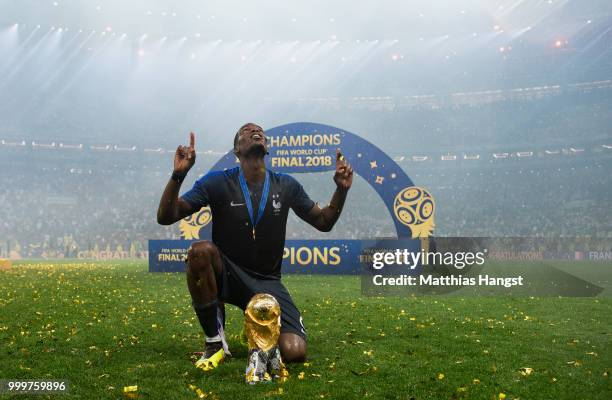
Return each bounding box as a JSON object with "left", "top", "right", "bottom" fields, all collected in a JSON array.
[{"left": 0, "top": 0, "right": 610, "bottom": 256}]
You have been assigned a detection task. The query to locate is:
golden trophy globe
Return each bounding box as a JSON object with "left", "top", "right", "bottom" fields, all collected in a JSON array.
[
  {"left": 244, "top": 293, "right": 288, "bottom": 384},
  {"left": 244, "top": 293, "right": 281, "bottom": 351}
]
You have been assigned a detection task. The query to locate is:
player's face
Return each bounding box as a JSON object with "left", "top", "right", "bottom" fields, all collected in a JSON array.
[{"left": 237, "top": 123, "right": 267, "bottom": 157}]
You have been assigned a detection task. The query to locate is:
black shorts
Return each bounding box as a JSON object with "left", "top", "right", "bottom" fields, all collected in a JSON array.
[{"left": 217, "top": 252, "right": 307, "bottom": 341}]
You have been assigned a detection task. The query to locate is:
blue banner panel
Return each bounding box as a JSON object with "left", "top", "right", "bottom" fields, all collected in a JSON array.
[
  {"left": 149, "top": 239, "right": 422, "bottom": 274},
  {"left": 206, "top": 122, "right": 423, "bottom": 238},
  {"left": 281, "top": 240, "right": 362, "bottom": 274},
  {"left": 148, "top": 240, "right": 192, "bottom": 272}
]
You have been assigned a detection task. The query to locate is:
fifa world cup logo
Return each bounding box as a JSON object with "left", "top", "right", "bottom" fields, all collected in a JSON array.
[
  {"left": 179, "top": 206, "right": 212, "bottom": 240},
  {"left": 393, "top": 186, "right": 435, "bottom": 238}
]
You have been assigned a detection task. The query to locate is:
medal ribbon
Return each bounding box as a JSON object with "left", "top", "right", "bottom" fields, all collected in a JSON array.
[{"left": 238, "top": 167, "right": 270, "bottom": 240}]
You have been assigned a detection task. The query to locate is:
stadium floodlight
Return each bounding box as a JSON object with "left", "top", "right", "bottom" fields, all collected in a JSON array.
[
  {"left": 59, "top": 143, "right": 83, "bottom": 150},
  {"left": 32, "top": 141, "right": 56, "bottom": 148},
  {"left": 441, "top": 155, "right": 457, "bottom": 161},
  {"left": 602, "top": 144, "right": 612, "bottom": 149},
  {"left": 492, "top": 153, "right": 509, "bottom": 159},
  {"left": 516, "top": 151, "right": 533, "bottom": 158},
  {"left": 113, "top": 145, "right": 137, "bottom": 151},
  {"left": 463, "top": 154, "right": 480, "bottom": 160},
  {"left": 544, "top": 150, "right": 560, "bottom": 155},
  {"left": 412, "top": 155, "right": 428, "bottom": 161},
  {"left": 0, "top": 139, "right": 25, "bottom": 146},
  {"left": 90, "top": 144, "right": 111, "bottom": 151},
  {"left": 569, "top": 148, "right": 585, "bottom": 153}
]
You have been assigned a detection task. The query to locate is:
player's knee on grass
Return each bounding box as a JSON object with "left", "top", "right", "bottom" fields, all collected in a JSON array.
[{"left": 279, "top": 333, "right": 306, "bottom": 363}]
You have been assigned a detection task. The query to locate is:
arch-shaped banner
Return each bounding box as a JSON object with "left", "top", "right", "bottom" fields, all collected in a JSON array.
[{"left": 180, "top": 122, "right": 435, "bottom": 239}]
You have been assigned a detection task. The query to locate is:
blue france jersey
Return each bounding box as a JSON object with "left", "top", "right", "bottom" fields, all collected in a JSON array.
[{"left": 181, "top": 167, "right": 315, "bottom": 278}]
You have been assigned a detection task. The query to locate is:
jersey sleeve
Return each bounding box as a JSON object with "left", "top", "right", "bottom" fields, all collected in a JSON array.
[
  {"left": 286, "top": 175, "right": 315, "bottom": 219},
  {"left": 180, "top": 174, "right": 211, "bottom": 209}
]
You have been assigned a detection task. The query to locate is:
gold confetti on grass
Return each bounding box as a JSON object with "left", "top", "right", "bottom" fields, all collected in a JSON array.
[
  {"left": 188, "top": 384, "right": 213, "bottom": 399},
  {"left": 437, "top": 373, "right": 445, "bottom": 380},
  {"left": 122, "top": 385, "right": 138, "bottom": 399},
  {"left": 350, "top": 366, "right": 378, "bottom": 376},
  {"left": 519, "top": 367, "right": 534, "bottom": 376},
  {"left": 264, "top": 387, "right": 284, "bottom": 396}
]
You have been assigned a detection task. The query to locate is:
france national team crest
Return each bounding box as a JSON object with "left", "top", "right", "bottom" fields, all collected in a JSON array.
[{"left": 271, "top": 193, "right": 282, "bottom": 216}]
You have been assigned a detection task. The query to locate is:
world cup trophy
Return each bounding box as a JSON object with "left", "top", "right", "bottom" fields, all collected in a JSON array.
[{"left": 244, "top": 293, "right": 289, "bottom": 384}]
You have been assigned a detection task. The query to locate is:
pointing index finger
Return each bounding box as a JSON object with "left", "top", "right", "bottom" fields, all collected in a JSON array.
[
  {"left": 189, "top": 132, "right": 195, "bottom": 149},
  {"left": 336, "top": 148, "right": 344, "bottom": 162}
]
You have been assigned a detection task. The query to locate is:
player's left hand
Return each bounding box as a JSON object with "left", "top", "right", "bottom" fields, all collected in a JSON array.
[{"left": 333, "top": 149, "right": 353, "bottom": 191}]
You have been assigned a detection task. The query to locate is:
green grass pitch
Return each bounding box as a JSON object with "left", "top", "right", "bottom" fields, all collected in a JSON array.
[{"left": 0, "top": 261, "right": 610, "bottom": 399}]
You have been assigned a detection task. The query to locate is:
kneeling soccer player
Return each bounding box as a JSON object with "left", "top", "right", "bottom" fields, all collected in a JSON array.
[{"left": 156, "top": 124, "right": 353, "bottom": 374}]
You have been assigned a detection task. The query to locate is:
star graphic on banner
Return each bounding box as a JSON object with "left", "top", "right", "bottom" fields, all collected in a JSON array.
[
  {"left": 370, "top": 160, "right": 377, "bottom": 168},
  {"left": 375, "top": 175, "right": 384, "bottom": 184}
]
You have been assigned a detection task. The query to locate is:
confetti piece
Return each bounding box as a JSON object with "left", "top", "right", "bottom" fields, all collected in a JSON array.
[
  {"left": 188, "top": 384, "right": 209, "bottom": 399},
  {"left": 499, "top": 393, "right": 506, "bottom": 399},
  {"left": 519, "top": 367, "right": 533, "bottom": 376},
  {"left": 472, "top": 378, "right": 480, "bottom": 385},
  {"left": 437, "top": 373, "right": 445, "bottom": 380},
  {"left": 298, "top": 372, "right": 305, "bottom": 380},
  {"left": 350, "top": 367, "right": 377, "bottom": 376},
  {"left": 123, "top": 385, "right": 138, "bottom": 399}
]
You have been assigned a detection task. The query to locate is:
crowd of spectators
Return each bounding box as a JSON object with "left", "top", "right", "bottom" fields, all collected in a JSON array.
[{"left": 0, "top": 151, "right": 609, "bottom": 259}]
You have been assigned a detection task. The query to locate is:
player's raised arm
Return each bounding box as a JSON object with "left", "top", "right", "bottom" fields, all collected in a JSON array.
[
  {"left": 301, "top": 149, "right": 353, "bottom": 232},
  {"left": 156, "top": 132, "right": 198, "bottom": 225}
]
